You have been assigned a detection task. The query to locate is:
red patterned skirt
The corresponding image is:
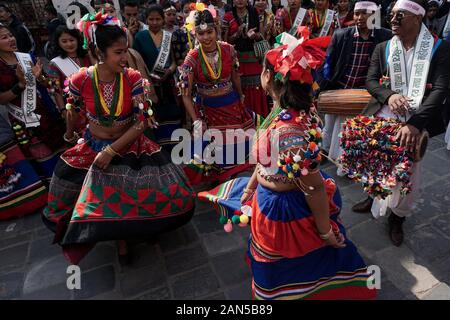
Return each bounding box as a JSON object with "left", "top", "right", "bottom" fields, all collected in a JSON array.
[{"left": 42, "top": 129, "right": 196, "bottom": 264}]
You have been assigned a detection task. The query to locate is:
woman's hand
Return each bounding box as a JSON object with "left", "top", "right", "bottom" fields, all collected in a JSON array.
[
  {"left": 15, "top": 64, "right": 26, "bottom": 88},
  {"left": 247, "top": 28, "right": 257, "bottom": 39},
  {"left": 324, "top": 228, "right": 346, "bottom": 249},
  {"left": 30, "top": 58, "right": 43, "bottom": 79},
  {"left": 240, "top": 188, "right": 255, "bottom": 204},
  {"left": 192, "top": 119, "right": 205, "bottom": 137},
  {"left": 147, "top": 115, "right": 158, "bottom": 129},
  {"left": 161, "top": 68, "right": 174, "bottom": 82},
  {"left": 93, "top": 151, "right": 113, "bottom": 170},
  {"left": 240, "top": 94, "right": 246, "bottom": 105}
]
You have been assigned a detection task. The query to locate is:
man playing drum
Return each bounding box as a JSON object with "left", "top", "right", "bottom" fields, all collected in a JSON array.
[
  {"left": 354, "top": 0, "right": 450, "bottom": 246},
  {"left": 321, "top": 0, "right": 391, "bottom": 175}
]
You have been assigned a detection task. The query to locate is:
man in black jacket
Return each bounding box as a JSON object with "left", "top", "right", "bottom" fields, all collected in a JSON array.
[
  {"left": 0, "top": 4, "right": 35, "bottom": 53},
  {"left": 320, "top": 0, "right": 392, "bottom": 175},
  {"left": 353, "top": 0, "right": 450, "bottom": 246}
]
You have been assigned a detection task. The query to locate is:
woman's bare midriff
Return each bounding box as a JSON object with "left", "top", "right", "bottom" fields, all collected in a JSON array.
[
  {"left": 89, "top": 121, "right": 132, "bottom": 140},
  {"left": 256, "top": 171, "right": 299, "bottom": 192}
]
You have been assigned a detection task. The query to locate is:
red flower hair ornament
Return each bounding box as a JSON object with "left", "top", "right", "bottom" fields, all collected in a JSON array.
[{"left": 266, "top": 27, "right": 331, "bottom": 84}]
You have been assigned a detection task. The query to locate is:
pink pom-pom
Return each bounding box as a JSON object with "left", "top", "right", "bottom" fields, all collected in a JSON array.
[{"left": 224, "top": 223, "right": 233, "bottom": 233}]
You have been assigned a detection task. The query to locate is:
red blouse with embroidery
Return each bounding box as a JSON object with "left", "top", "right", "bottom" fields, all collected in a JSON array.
[
  {"left": 68, "top": 66, "right": 144, "bottom": 121},
  {"left": 183, "top": 41, "right": 237, "bottom": 85}
]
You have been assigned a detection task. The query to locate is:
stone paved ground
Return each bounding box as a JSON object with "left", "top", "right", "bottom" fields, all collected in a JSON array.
[{"left": 0, "top": 134, "right": 449, "bottom": 300}]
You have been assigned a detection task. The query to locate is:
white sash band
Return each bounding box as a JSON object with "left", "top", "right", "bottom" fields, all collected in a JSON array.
[
  {"left": 289, "top": 8, "right": 307, "bottom": 36},
  {"left": 152, "top": 30, "right": 172, "bottom": 74},
  {"left": 7, "top": 53, "right": 40, "bottom": 128},
  {"left": 388, "top": 24, "right": 433, "bottom": 110},
  {"left": 319, "top": 9, "right": 335, "bottom": 37},
  {"left": 443, "top": 13, "right": 450, "bottom": 38},
  {"left": 51, "top": 56, "right": 80, "bottom": 78}
]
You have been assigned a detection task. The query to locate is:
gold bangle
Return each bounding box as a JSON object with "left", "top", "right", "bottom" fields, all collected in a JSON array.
[
  {"left": 318, "top": 225, "right": 333, "bottom": 240},
  {"left": 104, "top": 145, "right": 119, "bottom": 157},
  {"left": 63, "top": 132, "right": 79, "bottom": 144},
  {"left": 133, "top": 120, "right": 145, "bottom": 131},
  {"left": 243, "top": 187, "right": 255, "bottom": 194}
]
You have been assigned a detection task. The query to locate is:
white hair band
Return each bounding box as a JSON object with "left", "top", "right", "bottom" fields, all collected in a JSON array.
[
  {"left": 354, "top": 1, "right": 379, "bottom": 12},
  {"left": 393, "top": 0, "right": 426, "bottom": 16}
]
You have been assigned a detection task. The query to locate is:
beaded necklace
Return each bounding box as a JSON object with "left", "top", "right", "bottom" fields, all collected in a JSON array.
[
  {"left": 314, "top": 9, "right": 326, "bottom": 28},
  {"left": 199, "top": 42, "right": 222, "bottom": 83},
  {"left": 91, "top": 65, "right": 124, "bottom": 127}
]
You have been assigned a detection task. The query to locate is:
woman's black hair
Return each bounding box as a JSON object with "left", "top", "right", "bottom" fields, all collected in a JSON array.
[
  {"left": 0, "top": 4, "right": 11, "bottom": 13},
  {"left": 181, "top": 0, "right": 195, "bottom": 9},
  {"left": 144, "top": 4, "right": 165, "bottom": 20},
  {"left": 51, "top": 25, "right": 87, "bottom": 59},
  {"left": 263, "top": 57, "right": 313, "bottom": 112},
  {"left": 231, "top": 1, "right": 260, "bottom": 31},
  {"left": 194, "top": 8, "right": 215, "bottom": 27},
  {"left": 44, "top": 4, "right": 58, "bottom": 16},
  {"left": 270, "top": 0, "right": 283, "bottom": 15},
  {"left": 428, "top": 1, "right": 440, "bottom": 8},
  {"left": 94, "top": 24, "right": 127, "bottom": 54},
  {"left": 414, "top": 0, "right": 429, "bottom": 12}
]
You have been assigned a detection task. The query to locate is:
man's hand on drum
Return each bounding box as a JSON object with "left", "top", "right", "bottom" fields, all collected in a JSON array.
[
  {"left": 396, "top": 124, "right": 420, "bottom": 153},
  {"left": 388, "top": 94, "right": 412, "bottom": 116}
]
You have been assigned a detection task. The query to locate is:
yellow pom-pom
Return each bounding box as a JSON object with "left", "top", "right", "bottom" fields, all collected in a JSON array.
[
  {"left": 292, "top": 163, "right": 300, "bottom": 171},
  {"left": 288, "top": 172, "right": 294, "bottom": 179},
  {"left": 240, "top": 215, "right": 249, "bottom": 225},
  {"left": 196, "top": 2, "right": 205, "bottom": 10}
]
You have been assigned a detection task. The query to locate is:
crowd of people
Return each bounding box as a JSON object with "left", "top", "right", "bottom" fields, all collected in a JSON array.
[{"left": 0, "top": 0, "right": 449, "bottom": 300}]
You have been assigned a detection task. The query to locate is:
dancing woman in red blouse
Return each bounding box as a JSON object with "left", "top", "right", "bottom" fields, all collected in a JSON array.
[{"left": 42, "top": 20, "right": 195, "bottom": 265}]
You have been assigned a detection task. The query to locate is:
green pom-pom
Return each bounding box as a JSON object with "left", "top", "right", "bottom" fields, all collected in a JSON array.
[
  {"left": 219, "top": 216, "right": 227, "bottom": 225},
  {"left": 232, "top": 215, "right": 241, "bottom": 225},
  {"left": 275, "top": 72, "right": 283, "bottom": 81}
]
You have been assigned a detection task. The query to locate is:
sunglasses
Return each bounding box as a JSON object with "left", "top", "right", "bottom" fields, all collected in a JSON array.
[{"left": 388, "top": 11, "right": 415, "bottom": 24}]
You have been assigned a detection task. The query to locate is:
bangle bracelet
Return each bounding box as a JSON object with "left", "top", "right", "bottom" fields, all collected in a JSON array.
[
  {"left": 63, "top": 131, "right": 79, "bottom": 144},
  {"left": 103, "top": 145, "right": 119, "bottom": 157},
  {"left": 318, "top": 225, "right": 333, "bottom": 240},
  {"left": 243, "top": 187, "right": 255, "bottom": 194}
]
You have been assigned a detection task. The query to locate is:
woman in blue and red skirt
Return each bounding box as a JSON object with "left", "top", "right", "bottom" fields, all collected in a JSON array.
[
  {"left": 223, "top": 0, "right": 269, "bottom": 117},
  {"left": 42, "top": 17, "right": 195, "bottom": 265},
  {"left": 180, "top": 8, "right": 258, "bottom": 187},
  {"left": 0, "top": 24, "right": 66, "bottom": 219},
  {"left": 199, "top": 30, "right": 377, "bottom": 300}
]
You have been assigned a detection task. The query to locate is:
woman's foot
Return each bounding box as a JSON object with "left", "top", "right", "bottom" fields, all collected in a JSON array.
[{"left": 117, "top": 240, "right": 132, "bottom": 266}]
